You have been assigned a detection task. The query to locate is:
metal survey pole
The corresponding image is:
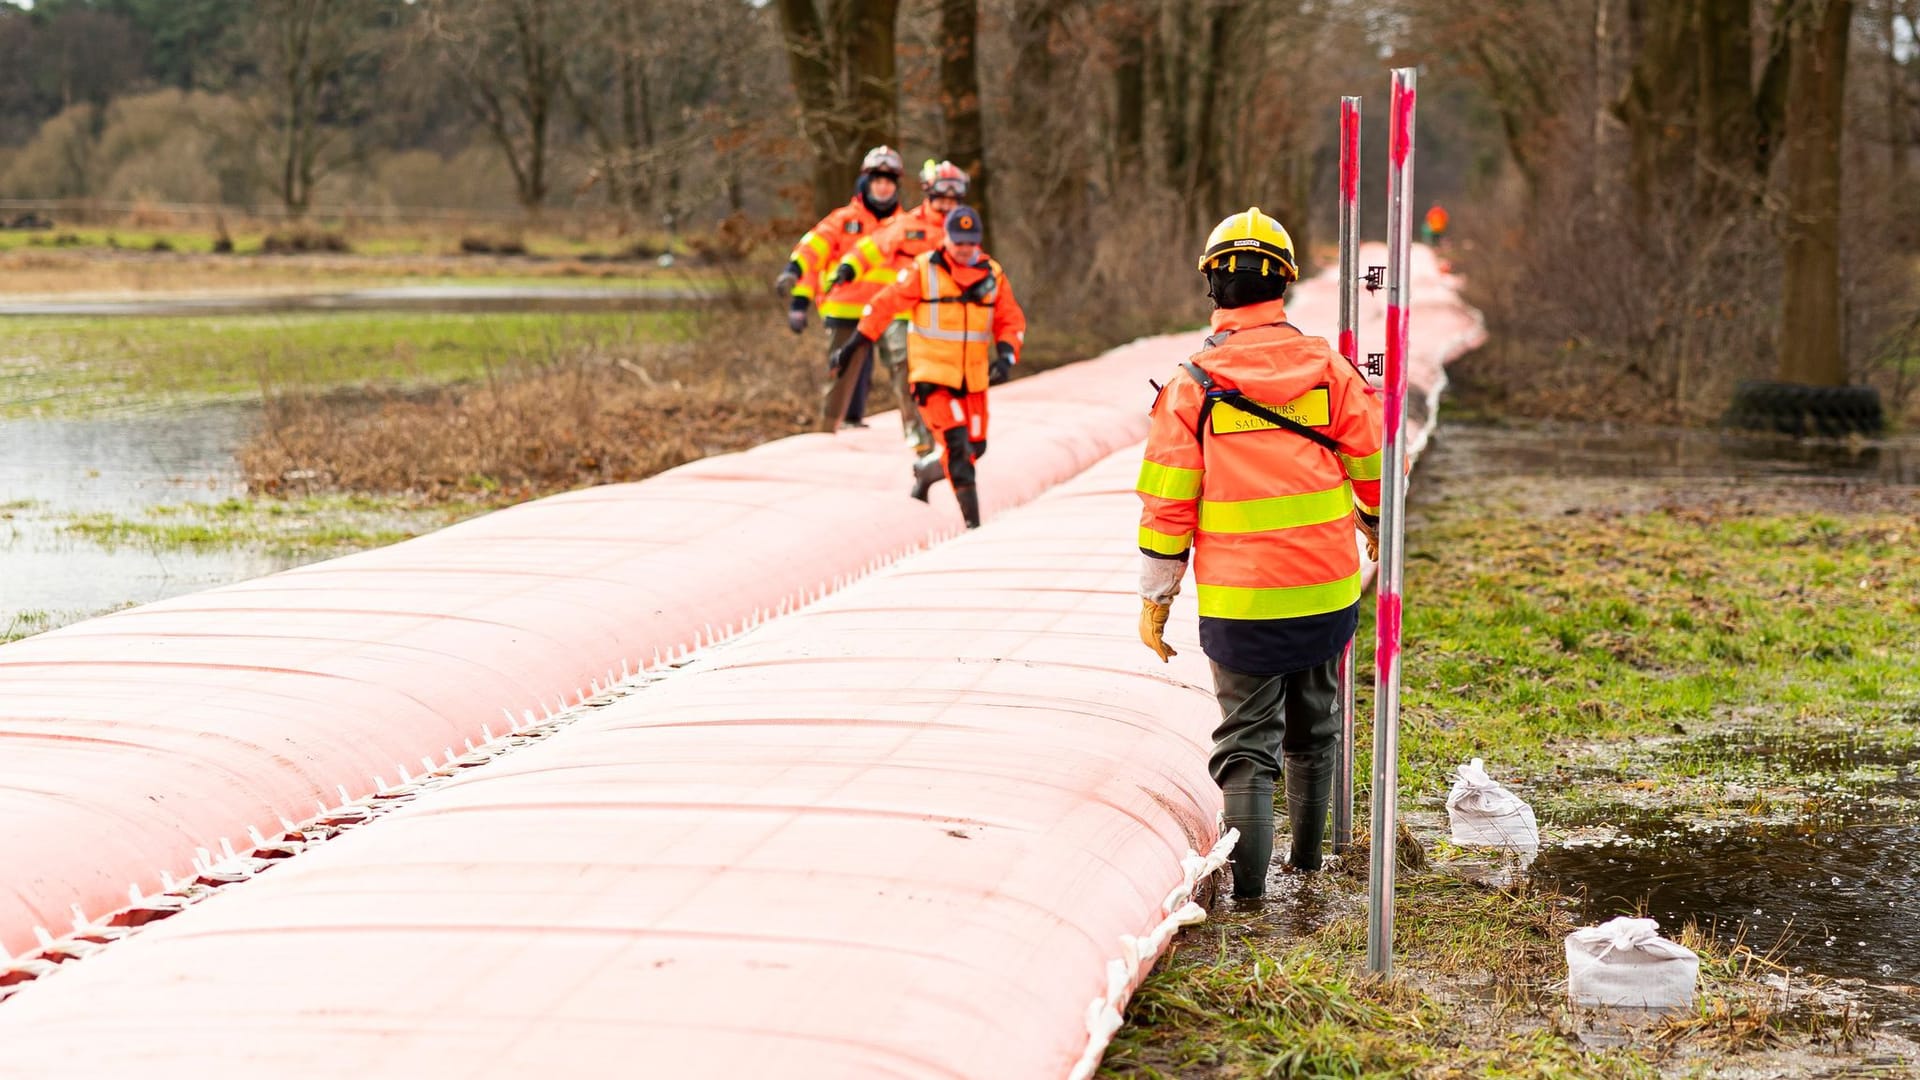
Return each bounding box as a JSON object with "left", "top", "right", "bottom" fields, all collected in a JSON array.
[
  {"left": 1333, "top": 94, "right": 1362, "bottom": 856},
  {"left": 1367, "top": 66, "right": 1416, "bottom": 978}
]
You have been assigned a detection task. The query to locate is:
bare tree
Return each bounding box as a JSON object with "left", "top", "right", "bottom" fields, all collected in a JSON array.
[
  {"left": 774, "top": 0, "right": 901, "bottom": 216},
  {"left": 420, "top": 0, "right": 573, "bottom": 213},
  {"left": 245, "top": 0, "right": 396, "bottom": 215},
  {"left": 937, "top": 0, "right": 990, "bottom": 223},
  {"left": 1778, "top": 0, "right": 1855, "bottom": 387}
]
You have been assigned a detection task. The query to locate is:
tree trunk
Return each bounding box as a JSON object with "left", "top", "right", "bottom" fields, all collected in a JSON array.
[
  {"left": 937, "top": 0, "right": 990, "bottom": 223},
  {"left": 1112, "top": 7, "right": 1146, "bottom": 185},
  {"left": 1890, "top": 0, "right": 1910, "bottom": 188},
  {"left": 1618, "top": 0, "right": 1698, "bottom": 226},
  {"left": 1188, "top": 1, "right": 1237, "bottom": 218},
  {"left": 1778, "top": 0, "right": 1853, "bottom": 387},
  {"left": 1155, "top": 2, "right": 1191, "bottom": 190},
  {"left": 777, "top": 0, "right": 898, "bottom": 216},
  {"left": 281, "top": 3, "right": 315, "bottom": 214},
  {"left": 1695, "top": 0, "right": 1758, "bottom": 212},
  {"left": 775, "top": 0, "right": 846, "bottom": 216},
  {"left": 842, "top": 0, "right": 900, "bottom": 160}
]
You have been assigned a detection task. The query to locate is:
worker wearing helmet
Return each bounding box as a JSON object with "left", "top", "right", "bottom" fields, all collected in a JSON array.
[
  {"left": 825, "top": 160, "right": 971, "bottom": 456},
  {"left": 776, "top": 145, "right": 904, "bottom": 432},
  {"left": 1135, "top": 208, "right": 1384, "bottom": 899},
  {"left": 829, "top": 206, "right": 1024, "bottom": 529}
]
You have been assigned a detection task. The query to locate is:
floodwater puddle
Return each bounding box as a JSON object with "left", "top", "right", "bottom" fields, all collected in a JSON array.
[
  {"left": 1419, "top": 422, "right": 1919, "bottom": 1026},
  {"left": 0, "top": 283, "right": 708, "bottom": 318},
  {"left": 0, "top": 407, "right": 296, "bottom": 635},
  {"left": 1533, "top": 725, "right": 1920, "bottom": 1027},
  {"left": 1423, "top": 419, "right": 1920, "bottom": 485}
]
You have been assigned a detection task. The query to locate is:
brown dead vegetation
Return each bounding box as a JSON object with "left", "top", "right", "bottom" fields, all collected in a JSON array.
[{"left": 240, "top": 313, "right": 821, "bottom": 502}]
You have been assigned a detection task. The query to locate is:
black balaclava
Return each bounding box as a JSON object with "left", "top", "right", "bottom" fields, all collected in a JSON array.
[
  {"left": 1206, "top": 267, "right": 1289, "bottom": 310},
  {"left": 857, "top": 174, "right": 899, "bottom": 218}
]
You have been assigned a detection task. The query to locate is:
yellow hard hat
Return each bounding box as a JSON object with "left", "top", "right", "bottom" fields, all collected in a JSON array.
[{"left": 1197, "top": 206, "right": 1297, "bottom": 281}]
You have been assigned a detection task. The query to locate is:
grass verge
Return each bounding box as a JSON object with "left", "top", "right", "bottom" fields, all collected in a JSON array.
[
  {"left": 62, "top": 494, "right": 495, "bottom": 559},
  {"left": 1104, "top": 446, "right": 1920, "bottom": 1077},
  {"left": 0, "top": 310, "right": 700, "bottom": 419}
]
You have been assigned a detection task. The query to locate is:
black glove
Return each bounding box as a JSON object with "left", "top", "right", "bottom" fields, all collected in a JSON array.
[
  {"left": 989, "top": 342, "right": 1015, "bottom": 386},
  {"left": 786, "top": 294, "right": 809, "bottom": 334},
  {"left": 831, "top": 262, "right": 856, "bottom": 287},
  {"left": 830, "top": 332, "right": 874, "bottom": 375},
  {"left": 774, "top": 260, "right": 802, "bottom": 295}
]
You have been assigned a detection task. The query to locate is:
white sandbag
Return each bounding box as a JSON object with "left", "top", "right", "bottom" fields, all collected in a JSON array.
[
  {"left": 1446, "top": 757, "right": 1538, "bottom": 849},
  {"left": 1565, "top": 916, "right": 1699, "bottom": 1010}
]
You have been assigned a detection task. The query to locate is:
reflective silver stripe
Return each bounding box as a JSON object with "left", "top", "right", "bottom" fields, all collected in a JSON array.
[{"left": 908, "top": 323, "right": 978, "bottom": 342}]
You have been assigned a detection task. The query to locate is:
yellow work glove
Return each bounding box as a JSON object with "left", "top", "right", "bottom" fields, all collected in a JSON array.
[
  {"left": 1139, "top": 598, "right": 1176, "bottom": 662},
  {"left": 1356, "top": 511, "right": 1380, "bottom": 563}
]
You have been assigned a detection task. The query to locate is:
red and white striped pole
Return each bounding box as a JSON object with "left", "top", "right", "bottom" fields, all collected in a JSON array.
[
  {"left": 1333, "top": 94, "right": 1362, "bottom": 856},
  {"left": 1367, "top": 66, "right": 1416, "bottom": 978}
]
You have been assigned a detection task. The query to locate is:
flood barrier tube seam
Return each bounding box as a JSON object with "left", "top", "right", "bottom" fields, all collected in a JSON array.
[{"left": 0, "top": 330, "right": 1201, "bottom": 957}]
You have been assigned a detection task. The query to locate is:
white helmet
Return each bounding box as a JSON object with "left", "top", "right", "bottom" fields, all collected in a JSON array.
[{"left": 860, "top": 145, "right": 904, "bottom": 177}]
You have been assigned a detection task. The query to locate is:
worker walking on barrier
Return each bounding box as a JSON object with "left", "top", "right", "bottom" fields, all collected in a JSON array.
[
  {"left": 776, "top": 145, "right": 904, "bottom": 432},
  {"left": 830, "top": 206, "right": 1023, "bottom": 529},
  {"left": 1134, "top": 207, "right": 1384, "bottom": 899},
  {"left": 829, "top": 160, "right": 970, "bottom": 456}
]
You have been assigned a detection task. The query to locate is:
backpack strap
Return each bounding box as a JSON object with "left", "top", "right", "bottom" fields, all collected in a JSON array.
[{"left": 1179, "top": 358, "right": 1342, "bottom": 454}]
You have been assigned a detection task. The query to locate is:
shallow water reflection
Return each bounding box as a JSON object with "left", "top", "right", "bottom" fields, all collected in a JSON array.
[
  {"left": 1425, "top": 420, "right": 1920, "bottom": 485},
  {"left": 1533, "top": 823, "right": 1920, "bottom": 1022},
  {"left": 0, "top": 407, "right": 296, "bottom": 632}
]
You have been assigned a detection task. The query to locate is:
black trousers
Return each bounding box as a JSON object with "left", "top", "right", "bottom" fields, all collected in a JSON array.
[{"left": 1207, "top": 656, "right": 1341, "bottom": 788}]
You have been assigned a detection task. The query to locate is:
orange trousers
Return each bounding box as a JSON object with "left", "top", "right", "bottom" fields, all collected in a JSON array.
[{"left": 916, "top": 387, "right": 989, "bottom": 485}]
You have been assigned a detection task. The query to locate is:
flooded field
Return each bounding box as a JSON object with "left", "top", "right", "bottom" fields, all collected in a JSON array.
[
  {"left": 1417, "top": 418, "right": 1920, "bottom": 1027},
  {"left": 0, "top": 407, "right": 294, "bottom": 634}
]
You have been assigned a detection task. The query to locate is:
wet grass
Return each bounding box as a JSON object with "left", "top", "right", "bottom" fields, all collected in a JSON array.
[
  {"left": 1391, "top": 480, "right": 1920, "bottom": 815},
  {"left": 0, "top": 310, "right": 698, "bottom": 419},
  {"left": 61, "top": 494, "right": 496, "bottom": 558},
  {"left": 1105, "top": 458, "right": 1919, "bottom": 1076}
]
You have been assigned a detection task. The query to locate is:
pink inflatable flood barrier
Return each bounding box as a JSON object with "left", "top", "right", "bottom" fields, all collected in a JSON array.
[
  {"left": 0, "top": 247, "right": 1483, "bottom": 1077},
  {"left": 0, "top": 451, "right": 1233, "bottom": 1078},
  {"left": 0, "top": 335, "right": 1195, "bottom": 958}
]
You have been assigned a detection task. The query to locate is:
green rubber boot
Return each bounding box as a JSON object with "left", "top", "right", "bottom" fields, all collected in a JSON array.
[
  {"left": 1285, "top": 752, "right": 1333, "bottom": 872},
  {"left": 1223, "top": 779, "right": 1275, "bottom": 899}
]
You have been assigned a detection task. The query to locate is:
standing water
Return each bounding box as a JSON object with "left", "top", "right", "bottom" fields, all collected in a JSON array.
[
  {"left": 0, "top": 407, "right": 294, "bottom": 635},
  {"left": 1418, "top": 420, "right": 1920, "bottom": 1024}
]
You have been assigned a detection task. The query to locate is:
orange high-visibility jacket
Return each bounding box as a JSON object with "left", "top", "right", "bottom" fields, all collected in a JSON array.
[
  {"left": 835, "top": 202, "right": 947, "bottom": 322},
  {"left": 786, "top": 196, "right": 897, "bottom": 321},
  {"left": 1136, "top": 297, "right": 1384, "bottom": 675},
  {"left": 858, "top": 249, "right": 1025, "bottom": 392}
]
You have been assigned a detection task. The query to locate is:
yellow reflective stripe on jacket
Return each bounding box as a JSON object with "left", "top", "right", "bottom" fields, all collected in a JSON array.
[
  {"left": 843, "top": 237, "right": 883, "bottom": 276},
  {"left": 1197, "top": 570, "right": 1363, "bottom": 620},
  {"left": 1139, "top": 525, "right": 1193, "bottom": 557},
  {"left": 820, "top": 298, "right": 866, "bottom": 320},
  {"left": 1197, "top": 482, "right": 1353, "bottom": 535},
  {"left": 794, "top": 231, "right": 831, "bottom": 270},
  {"left": 1340, "top": 449, "right": 1383, "bottom": 481},
  {"left": 1137, "top": 460, "right": 1202, "bottom": 501}
]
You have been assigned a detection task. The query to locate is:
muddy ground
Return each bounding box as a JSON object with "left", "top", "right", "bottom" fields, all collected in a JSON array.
[{"left": 1102, "top": 418, "right": 1920, "bottom": 1079}]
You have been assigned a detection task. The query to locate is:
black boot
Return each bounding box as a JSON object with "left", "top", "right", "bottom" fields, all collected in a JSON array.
[
  {"left": 952, "top": 484, "right": 982, "bottom": 529},
  {"left": 909, "top": 452, "right": 944, "bottom": 502},
  {"left": 1285, "top": 752, "right": 1334, "bottom": 872},
  {"left": 1222, "top": 778, "right": 1275, "bottom": 899}
]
